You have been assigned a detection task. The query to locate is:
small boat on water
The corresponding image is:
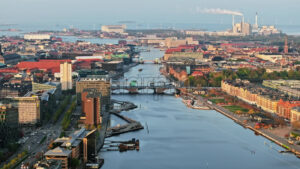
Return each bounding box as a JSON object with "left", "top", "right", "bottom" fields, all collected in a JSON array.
[{"left": 138, "top": 68, "right": 143, "bottom": 72}]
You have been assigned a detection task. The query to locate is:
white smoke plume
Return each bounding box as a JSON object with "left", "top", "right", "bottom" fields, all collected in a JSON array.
[{"left": 197, "top": 8, "right": 243, "bottom": 16}]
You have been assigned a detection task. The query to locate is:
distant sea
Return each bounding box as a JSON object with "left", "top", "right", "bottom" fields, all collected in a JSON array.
[{"left": 0, "top": 23, "right": 299, "bottom": 37}]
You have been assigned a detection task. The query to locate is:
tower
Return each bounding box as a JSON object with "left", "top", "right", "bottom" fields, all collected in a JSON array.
[
  {"left": 232, "top": 15, "right": 235, "bottom": 30},
  {"left": 60, "top": 61, "right": 72, "bottom": 90},
  {"left": 284, "top": 36, "right": 289, "bottom": 54},
  {"left": 252, "top": 12, "right": 259, "bottom": 33},
  {"left": 255, "top": 12, "right": 258, "bottom": 27}
]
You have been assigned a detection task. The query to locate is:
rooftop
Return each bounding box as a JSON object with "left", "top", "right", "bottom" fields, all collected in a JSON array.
[
  {"left": 44, "top": 147, "right": 71, "bottom": 157},
  {"left": 224, "top": 80, "right": 294, "bottom": 101}
]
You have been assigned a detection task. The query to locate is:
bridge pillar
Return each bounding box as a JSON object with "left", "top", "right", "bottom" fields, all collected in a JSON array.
[
  {"left": 128, "top": 88, "right": 138, "bottom": 94},
  {"left": 175, "top": 88, "right": 181, "bottom": 95},
  {"left": 155, "top": 88, "right": 166, "bottom": 94}
]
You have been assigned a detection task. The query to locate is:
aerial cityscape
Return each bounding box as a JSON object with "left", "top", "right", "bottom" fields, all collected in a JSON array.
[{"left": 1, "top": 0, "right": 300, "bottom": 169}]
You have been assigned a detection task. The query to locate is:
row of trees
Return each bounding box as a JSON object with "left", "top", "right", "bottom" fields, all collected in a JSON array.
[
  {"left": 1, "top": 150, "right": 28, "bottom": 169},
  {"left": 61, "top": 97, "right": 77, "bottom": 131},
  {"left": 185, "top": 68, "right": 300, "bottom": 87},
  {"left": 53, "top": 95, "right": 72, "bottom": 123}
]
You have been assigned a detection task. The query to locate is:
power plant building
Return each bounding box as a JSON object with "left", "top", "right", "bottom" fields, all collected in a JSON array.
[{"left": 233, "top": 22, "right": 252, "bottom": 35}]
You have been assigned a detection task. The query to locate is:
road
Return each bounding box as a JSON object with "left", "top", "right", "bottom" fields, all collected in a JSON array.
[{"left": 4, "top": 96, "right": 75, "bottom": 168}]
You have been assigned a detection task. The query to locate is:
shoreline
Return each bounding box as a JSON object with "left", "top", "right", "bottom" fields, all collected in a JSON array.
[{"left": 180, "top": 91, "right": 300, "bottom": 158}]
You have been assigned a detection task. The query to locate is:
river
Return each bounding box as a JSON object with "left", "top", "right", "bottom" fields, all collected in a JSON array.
[{"left": 99, "top": 48, "right": 300, "bottom": 169}]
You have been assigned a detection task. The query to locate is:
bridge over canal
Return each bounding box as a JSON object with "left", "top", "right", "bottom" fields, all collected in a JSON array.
[{"left": 111, "top": 76, "right": 220, "bottom": 94}]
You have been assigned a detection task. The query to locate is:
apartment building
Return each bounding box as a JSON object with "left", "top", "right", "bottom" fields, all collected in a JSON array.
[{"left": 16, "top": 96, "right": 40, "bottom": 125}]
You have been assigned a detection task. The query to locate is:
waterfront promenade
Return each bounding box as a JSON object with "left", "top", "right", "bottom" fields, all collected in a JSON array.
[{"left": 182, "top": 91, "right": 300, "bottom": 157}]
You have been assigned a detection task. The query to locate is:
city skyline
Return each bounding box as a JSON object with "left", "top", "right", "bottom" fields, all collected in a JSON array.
[{"left": 2, "top": 1, "right": 300, "bottom": 168}]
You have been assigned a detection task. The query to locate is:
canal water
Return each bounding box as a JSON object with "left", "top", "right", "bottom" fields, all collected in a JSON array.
[{"left": 101, "top": 48, "right": 300, "bottom": 169}]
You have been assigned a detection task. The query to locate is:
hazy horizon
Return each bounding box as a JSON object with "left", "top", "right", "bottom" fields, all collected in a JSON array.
[{"left": 1, "top": 0, "right": 300, "bottom": 26}]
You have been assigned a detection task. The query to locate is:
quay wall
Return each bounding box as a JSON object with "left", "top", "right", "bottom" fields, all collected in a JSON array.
[{"left": 181, "top": 90, "right": 300, "bottom": 156}]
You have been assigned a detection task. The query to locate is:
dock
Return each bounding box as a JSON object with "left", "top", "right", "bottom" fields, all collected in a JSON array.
[{"left": 106, "top": 111, "right": 144, "bottom": 137}]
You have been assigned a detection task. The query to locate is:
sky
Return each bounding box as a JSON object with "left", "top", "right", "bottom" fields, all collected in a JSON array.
[{"left": 0, "top": 0, "right": 300, "bottom": 27}]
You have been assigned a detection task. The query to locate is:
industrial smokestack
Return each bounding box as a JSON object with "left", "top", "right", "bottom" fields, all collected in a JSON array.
[
  {"left": 242, "top": 16, "right": 245, "bottom": 24},
  {"left": 255, "top": 12, "right": 258, "bottom": 26}
]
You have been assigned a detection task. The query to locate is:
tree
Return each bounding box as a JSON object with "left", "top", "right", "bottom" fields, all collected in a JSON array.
[
  {"left": 10, "top": 158, "right": 17, "bottom": 165},
  {"left": 17, "top": 153, "right": 22, "bottom": 159},
  {"left": 292, "top": 121, "right": 300, "bottom": 129},
  {"left": 70, "top": 158, "right": 80, "bottom": 169},
  {"left": 248, "top": 109, "right": 255, "bottom": 114},
  {"left": 235, "top": 110, "right": 242, "bottom": 114}
]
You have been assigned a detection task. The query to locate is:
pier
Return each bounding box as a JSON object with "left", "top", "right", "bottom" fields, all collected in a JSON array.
[{"left": 106, "top": 111, "right": 144, "bottom": 138}]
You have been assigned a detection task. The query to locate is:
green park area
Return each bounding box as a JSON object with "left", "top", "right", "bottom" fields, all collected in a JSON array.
[
  {"left": 223, "top": 105, "right": 249, "bottom": 114},
  {"left": 209, "top": 98, "right": 226, "bottom": 104}
]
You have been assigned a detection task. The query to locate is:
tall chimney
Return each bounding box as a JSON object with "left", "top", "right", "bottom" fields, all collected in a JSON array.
[
  {"left": 255, "top": 12, "right": 258, "bottom": 26},
  {"left": 232, "top": 15, "right": 235, "bottom": 29}
]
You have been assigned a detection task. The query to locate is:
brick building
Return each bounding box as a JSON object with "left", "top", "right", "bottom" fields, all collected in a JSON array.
[
  {"left": 291, "top": 107, "right": 300, "bottom": 122},
  {"left": 277, "top": 99, "right": 300, "bottom": 119},
  {"left": 76, "top": 76, "right": 110, "bottom": 110},
  {"left": 81, "top": 88, "right": 102, "bottom": 126}
]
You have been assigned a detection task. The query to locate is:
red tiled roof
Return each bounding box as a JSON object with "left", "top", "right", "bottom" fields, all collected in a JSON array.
[
  {"left": 191, "top": 71, "right": 204, "bottom": 77},
  {"left": 16, "top": 60, "right": 71, "bottom": 73},
  {"left": 0, "top": 68, "right": 19, "bottom": 73}
]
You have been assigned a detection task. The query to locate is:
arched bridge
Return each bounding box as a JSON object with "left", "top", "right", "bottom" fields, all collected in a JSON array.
[{"left": 111, "top": 83, "right": 177, "bottom": 94}]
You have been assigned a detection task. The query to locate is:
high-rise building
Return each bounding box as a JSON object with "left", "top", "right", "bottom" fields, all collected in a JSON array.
[
  {"left": 60, "top": 62, "right": 72, "bottom": 91},
  {"left": 81, "top": 88, "right": 102, "bottom": 126},
  {"left": 16, "top": 96, "right": 40, "bottom": 125},
  {"left": 76, "top": 75, "right": 111, "bottom": 110}
]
